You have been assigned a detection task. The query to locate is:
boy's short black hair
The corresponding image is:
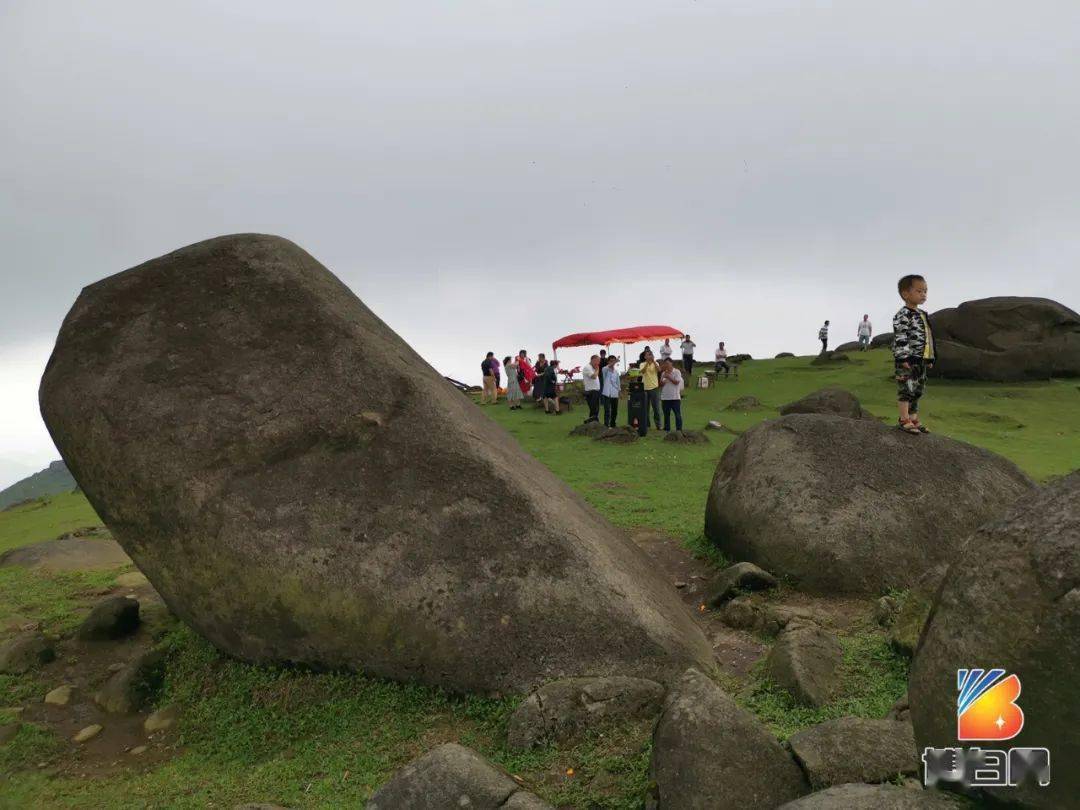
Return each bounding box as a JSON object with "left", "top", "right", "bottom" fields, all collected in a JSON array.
[{"left": 898, "top": 274, "right": 925, "bottom": 294}]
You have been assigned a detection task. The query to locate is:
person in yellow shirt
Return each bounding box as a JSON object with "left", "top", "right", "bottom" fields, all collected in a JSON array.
[{"left": 639, "top": 349, "right": 662, "bottom": 429}]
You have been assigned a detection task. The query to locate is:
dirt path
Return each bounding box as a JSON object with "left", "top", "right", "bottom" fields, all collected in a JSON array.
[{"left": 628, "top": 529, "right": 765, "bottom": 679}]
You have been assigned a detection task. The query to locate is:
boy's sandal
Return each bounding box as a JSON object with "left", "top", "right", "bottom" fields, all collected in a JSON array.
[
  {"left": 912, "top": 419, "right": 930, "bottom": 433},
  {"left": 898, "top": 419, "right": 921, "bottom": 434}
]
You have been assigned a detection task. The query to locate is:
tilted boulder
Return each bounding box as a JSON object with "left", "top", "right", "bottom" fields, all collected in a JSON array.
[
  {"left": 910, "top": 472, "right": 1079, "bottom": 809},
  {"left": 704, "top": 414, "right": 1034, "bottom": 593},
  {"left": 40, "top": 234, "right": 713, "bottom": 695},
  {"left": 650, "top": 669, "right": 808, "bottom": 809},
  {"left": 928, "top": 296, "right": 1080, "bottom": 381},
  {"left": 764, "top": 621, "right": 843, "bottom": 708}
]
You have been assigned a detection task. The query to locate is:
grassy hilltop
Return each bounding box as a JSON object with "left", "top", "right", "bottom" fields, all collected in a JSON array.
[{"left": 0, "top": 348, "right": 1075, "bottom": 808}]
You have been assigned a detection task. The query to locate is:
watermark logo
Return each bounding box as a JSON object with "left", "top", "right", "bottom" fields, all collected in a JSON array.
[
  {"left": 957, "top": 668, "right": 1023, "bottom": 741},
  {"left": 922, "top": 668, "right": 1050, "bottom": 790}
]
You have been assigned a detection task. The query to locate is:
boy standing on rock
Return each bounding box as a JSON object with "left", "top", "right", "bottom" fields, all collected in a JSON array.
[{"left": 893, "top": 275, "right": 935, "bottom": 434}]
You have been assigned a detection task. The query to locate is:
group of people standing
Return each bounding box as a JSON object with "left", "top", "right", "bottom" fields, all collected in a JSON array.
[
  {"left": 481, "top": 350, "right": 565, "bottom": 414},
  {"left": 480, "top": 333, "right": 731, "bottom": 434},
  {"left": 817, "top": 315, "right": 875, "bottom": 352}
]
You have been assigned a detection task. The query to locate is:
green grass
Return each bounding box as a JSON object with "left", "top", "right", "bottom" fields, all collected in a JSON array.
[
  {"left": 737, "top": 625, "right": 910, "bottom": 740},
  {"left": 1, "top": 351, "right": 1076, "bottom": 807},
  {"left": 0, "top": 492, "right": 102, "bottom": 556}
]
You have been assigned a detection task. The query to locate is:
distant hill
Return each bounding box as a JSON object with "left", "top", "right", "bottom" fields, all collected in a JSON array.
[{"left": 0, "top": 460, "right": 77, "bottom": 510}]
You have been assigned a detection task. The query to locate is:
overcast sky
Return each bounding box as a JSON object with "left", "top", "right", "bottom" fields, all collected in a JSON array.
[{"left": 3, "top": 1, "right": 1079, "bottom": 488}]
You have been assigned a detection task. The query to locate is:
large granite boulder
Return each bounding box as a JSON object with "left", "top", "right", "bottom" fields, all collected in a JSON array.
[
  {"left": 650, "top": 669, "right": 808, "bottom": 809},
  {"left": 778, "top": 388, "right": 873, "bottom": 420},
  {"left": 928, "top": 297, "right": 1080, "bottom": 381},
  {"left": 704, "top": 414, "right": 1034, "bottom": 593},
  {"left": 910, "top": 472, "right": 1079, "bottom": 809},
  {"left": 40, "top": 234, "right": 713, "bottom": 695}
]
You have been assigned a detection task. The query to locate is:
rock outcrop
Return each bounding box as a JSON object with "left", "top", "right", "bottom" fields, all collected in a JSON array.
[
  {"left": 506, "top": 676, "right": 664, "bottom": 749},
  {"left": 910, "top": 472, "right": 1079, "bottom": 809},
  {"left": 778, "top": 388, "right": 873, "bottom": 420},
  {"left": 704, "top": 414, "right": 1034, "bottom": 593},
  {"left": 650, "top": 669, "right": 808, "bottom": 809},
  {"left": 40, "top": 234, "right": 712, "bottom": 695},
  {"left": 367, "top": 743, "right": 551, "bottom": 809},
  {"left": 928, "top": 296, "right": 1080, "bottom": 381},
  {"left": 787, "top": 717, "right": 918, "bottom": 788}
]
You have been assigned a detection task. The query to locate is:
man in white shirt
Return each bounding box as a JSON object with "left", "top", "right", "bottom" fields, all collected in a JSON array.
[
  {"left": 659, "top": 339, "right": 673, "bottom": 362},
  {"left": 680, "top": 334, "right": 696, "bottom": 379},
  {"left": 714, "top": 341, "right": 730, "bottom": 377},
  {"left": 659, "top": 359, "right": 684, "bottom": 432},
  {"left": 581, "top": 354, "right": 601, "bottom": 423},
  {"left": 857, "top": 315, "right": 873, "bottom": 351}
]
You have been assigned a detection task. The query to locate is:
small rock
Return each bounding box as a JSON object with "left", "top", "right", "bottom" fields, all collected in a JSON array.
[
  {"left": 724, "top": 395, "right": 762, "bottom": 411},
  {"left": 0, "top": 632, "right": 56, "bottom": 674},
  {"left": 719, "top": 596, "right": 762, "bottom": 631},
  {"left": 594, "top": 427, "right": 639, "bottom": 443},
  {"left": 674, "top": 581, "right": 687, "bottom": 589},
  {"left": 569, "top": 421, "right": 607, "bottom": 438},
  {"left": 78, "top": 595, "right": 141, "bottom": 641},
  {"left": 707, "top": 562, "right": 778, "bottom": 606},
  {"left": 73, "top": 724, "right": 102, "bottom": 743},
  {"left": 886, "top": 692, "right": 910, "bottom": 722},
  {"left": 507, "top": 677, "right": 665, "bottom": 749},
  {"left": 662, "top": 430, "right": 709, "bottom": 444},
  {"left": 144, "top": 705, "right": 178, "bottom": 734},
  {"left": 115, "top": 571, "right": 149, "bottom": 588},
  {"left": 129, "top": 745, "right": 147, "bottom": 755},
  {"left": 107, "top": 662, "right": 126, "bottom": 672},
  {"left": 875, "top": 596, "right": 900, "bottom": 626},
  {"left": 44, "top": 685, "right": 76, "bottom": 706},
  {"left": 765, "top": 622, "right": 843, "bottom": 707},
  {"left": 787, "top": 717, "right": 918, "bottom": 789},
  {"left": 95, "top": 647, "right": 166, "bottom": 714}
]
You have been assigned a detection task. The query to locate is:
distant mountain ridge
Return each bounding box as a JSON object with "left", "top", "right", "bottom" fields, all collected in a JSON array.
[{"left": 0, "top": 460, "right": 77, "bottom": 509}]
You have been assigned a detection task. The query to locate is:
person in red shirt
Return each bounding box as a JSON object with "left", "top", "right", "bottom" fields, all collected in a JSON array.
[{"left": 517, "top": 349, "right": 536, "bottom": 397}]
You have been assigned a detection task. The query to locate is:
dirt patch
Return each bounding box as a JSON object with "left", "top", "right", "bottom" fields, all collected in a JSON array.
[
  {"left": 1, "top": 533, "right": 132, "bottom": 573},
  {"left": 589, "top": 481, "right": 629, "bottom": 491},
  {"left": 628, "top": 530, "right": 765, "bottom": 678}
]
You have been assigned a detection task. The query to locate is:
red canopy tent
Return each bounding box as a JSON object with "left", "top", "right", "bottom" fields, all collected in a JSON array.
[
  {"left": 551, "top": 325, "right": 684, "bottom": 370},
  {"left": 552, "top": 325, "right": 683, "bottom": 350}
]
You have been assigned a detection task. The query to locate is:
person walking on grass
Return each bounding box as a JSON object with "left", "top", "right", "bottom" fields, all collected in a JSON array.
[
  {"left": 504, "top": 355, "right": 523, "bottom": 410},
  {"left": 639, "top": 349, "right": 662, "bottom": 428},
  {"left": 601, "top": 354, "right": 621, "bottom": 427},
  {"left": 480, "top": 351, "right": 498, "bottom": 405},
  {"left": 680, "top": 334, "right": 696, "bottom": 378},
  {"left": 714, "top": 341, "right": 730, "bottom": 377},
  {"left": 818, "top": 321, "right": 830, "bottom": 353},
  {"left": 582, "top": 354, "right": 601, "bottom": 423},
  {"left": 659, "top": 358, "right": 684, "bottom": 432},
  {"left": 857, "top": 314, "right": 873, "bottom": 351},
  {"left": 893, "top": 275, "right": 935, "bottom": 435}
]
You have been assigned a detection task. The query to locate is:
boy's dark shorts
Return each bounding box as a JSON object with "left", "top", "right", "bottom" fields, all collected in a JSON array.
[{"left": 895, "top": 358, "right": 929, "bottom": 404}]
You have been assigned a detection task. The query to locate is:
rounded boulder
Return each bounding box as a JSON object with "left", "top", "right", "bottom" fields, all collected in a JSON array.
[{"left": 704, "top": 414, "right": 1034, "bottom": 593}]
